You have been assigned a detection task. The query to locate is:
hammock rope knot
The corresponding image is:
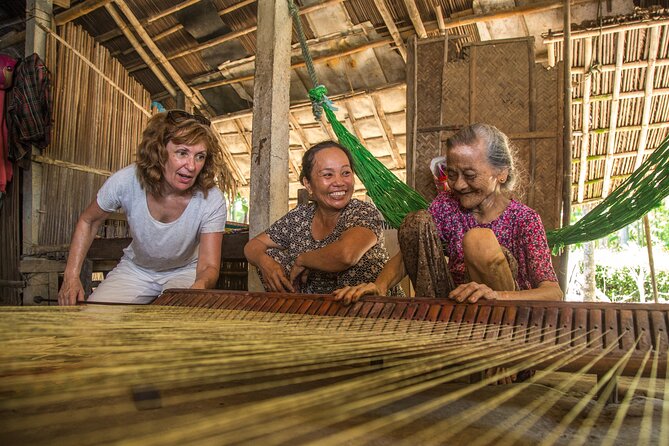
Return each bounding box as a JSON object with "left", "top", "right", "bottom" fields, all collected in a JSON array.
[{"left": 308, "top": 85, "right": 337, "bottom": 121}]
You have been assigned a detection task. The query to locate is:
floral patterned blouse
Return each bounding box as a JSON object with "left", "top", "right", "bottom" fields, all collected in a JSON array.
[
  {"left": 428, "top": 191, "right": 558, "bottom": 290},
  {"left": 265, "top": 199, "right": 404, "bottom": 296}
]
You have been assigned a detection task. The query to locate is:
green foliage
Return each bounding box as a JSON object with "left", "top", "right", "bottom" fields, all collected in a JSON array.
[{"left": 596, "top": 265, "right": 669, "bottom": 302}]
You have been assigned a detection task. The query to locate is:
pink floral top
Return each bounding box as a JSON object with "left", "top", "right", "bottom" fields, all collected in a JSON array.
[{"left": 429, "top": 191, "right": 558, "bottom": 290}]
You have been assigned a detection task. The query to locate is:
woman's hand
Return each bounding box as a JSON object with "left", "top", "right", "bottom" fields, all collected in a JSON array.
[
  {"left": 333, "top": 283, "right": 380, "bottom": 306},
  {"left": 448, "top": 281, "right": 500, "bottom": 303},
  {"left": 259, "top": 257, "right": 295, "bottom": 293},
  {"left": 289, "top": 258, "right": 309, "bottom": 291},
  {"left": 58, "top": 276, "right": 85, "bottom": 306}
]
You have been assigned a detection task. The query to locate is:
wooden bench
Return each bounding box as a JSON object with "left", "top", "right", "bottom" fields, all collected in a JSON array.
[{"left": 83, "top": 231, "right": 250, "bottom": 295}]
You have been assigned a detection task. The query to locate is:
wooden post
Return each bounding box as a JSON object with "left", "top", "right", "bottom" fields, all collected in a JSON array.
[
  {"left": 559, "top": 0, "right": 572, "bottom": 295},
  {"left": 248, "top": 0, "right": 291, "bottom": 291},
  {"left": 643, "top": 215, "right": 659, "bottom": 304},
  {"left": 21, "top": 0, "right": 53, "bottom": 305}
]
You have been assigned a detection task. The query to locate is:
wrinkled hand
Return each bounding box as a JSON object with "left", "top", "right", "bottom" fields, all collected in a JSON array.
[
  {"left": 333, "top": 283, "right": 380, "bottom": 306},
  {"left": 289, "top": 263, "right": 309, "bottom": 292},
  {"left": 448, "top": 281, "right": 500, "bottom": 303},
  {"left": 58, "top": 277, "right": 85, "bottom": 306},
  {"left": 259, "top": 258, "right": 294, "bottom": 292}
]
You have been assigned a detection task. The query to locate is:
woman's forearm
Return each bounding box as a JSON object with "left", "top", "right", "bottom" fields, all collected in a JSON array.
[
  {"left": 498, "top": 281, "right": 563, "bottom": 301},
  {"left": 63, "top": 218, "right": 102, "bottom": 280},
  {"left": 373, "top": 252, "right": 406, "bottom": 295}
]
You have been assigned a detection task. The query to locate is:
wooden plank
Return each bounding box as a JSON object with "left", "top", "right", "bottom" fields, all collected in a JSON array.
[
  {"left": 603, "top": 307, "right": 619, "bottom": 351},
  {"left": 588, "top": 308, "right": 603, "bottom": 349},
  {"left": 371, "top": 94, "right": 405, "bottom": 168},
  {"left": 402, "top": 0, "right": 427, "bottom": 38},
  {"left": 372, "top": 0, "right": 407, "bottom": 61}
]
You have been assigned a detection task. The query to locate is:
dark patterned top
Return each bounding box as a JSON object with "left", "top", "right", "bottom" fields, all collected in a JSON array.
[
  {"left": 429, "top": 191, "right": 558, "bottom": 290},
  {"left": 265, "top": 199, "right": 404, "bottom": 296}
]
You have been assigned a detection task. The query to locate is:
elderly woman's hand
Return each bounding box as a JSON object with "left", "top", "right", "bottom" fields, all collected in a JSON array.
[
  {"left": 448, "top": 281, "right": 500, "bottom": 303},
  {"left": 289, "top": 259, "right": 310, "bottom": 291},
  {"left": 259, "top": 258, "right": 295, "bottom": 293},
  {"left": 333, "top": 283, "right": 380, "bottom": 306}
]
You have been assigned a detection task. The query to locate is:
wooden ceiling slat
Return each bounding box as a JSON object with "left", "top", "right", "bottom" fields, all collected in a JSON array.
[
  {"left": 371, "top": 93, "right": 404, "bottom": 169},
  {"left": 373, "top": 0, "right": 407, "bottom": 61},
  {"left": 402, "top": 0, "right": 427, "bottom": 39},
  {"left": 602, "top": 30, "right": 625, "bottom": 198},
  {"left": 635, "top": 25, "right": 660, "bottom": 170},
  {"left": 105, "top": 2, "right": 177, "bottom": 97}
]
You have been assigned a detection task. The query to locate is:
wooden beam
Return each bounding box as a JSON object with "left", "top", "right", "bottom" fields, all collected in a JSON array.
[
  {"left": 194, "top": 37, "right": 393, "bottom": 91},
  {"left": 601, "top": 31, "right": 624, "bottom": 198},
  {"left": 372, "top": 0, "right": 407, "bottom": 61},
  {"left": 634, "top": 25, "right": 660, "bottom": 170},
  {"left": 53, "top": 0, "right": 70, "bottom": 8},
  {"left": 435, "top": 5, "right": 446, "bottom": 36},
  {"left": 577, "top": 37, "right": 593, "bottom": 204},
  {"left": 124, "top": 0, "right": 345, "bottom": 68},
  {"left": 215, "top": 133, "right": 248, "bottom": 185},
  {"left": 572, "top": 86, "right": 669, "bottom": 103},
  {"left": 371, "top": 94, "right": 404, "bottom": 169},
  {"left": 113, "top": 0, "right": 209, "bottom": 112},
  {"left": 445, "top": 0, "right": 594, "bottom": 32},
  {"left": 233, "top": 119, "right": 253, "bottom": 155},
  {"left": 543, "top": 16, "right": 669, "bottom": 43},
  {"left": 55, "top": 0, "right": 112, "bottom": 26},
  {"left": 146, "top": 0, "right": 201, "bottom": 24},
  {"left": 402, "top": 0, "right": 427, "bottom": 39},
  {"left": 573, "top": 121, "right": 669, "bottom": 136},
  {"left": 559, "top": 0, "right": 572, "bottom": 294},
  {"left": 105, "top": 3, "right": 177, "bottom": 97},
  {"left": 23, "top": 0, "right": 52, "bottom": 261},
  {"left": 570, "top": 58, "right": 669, "bottom": 74},
  {"left": 344, "top": 101, "right": 368, "bottom": 149}
]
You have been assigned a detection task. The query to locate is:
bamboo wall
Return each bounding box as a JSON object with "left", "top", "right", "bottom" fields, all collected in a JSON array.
[
  {"left": 406, "top": 36, "right": 563, "bottom": 231},
  {"left": 40, "top": 22, "right": 151, "bottom": 246},
  {"left": 0, "top": 174, "right": 21, "bottom": 305}
]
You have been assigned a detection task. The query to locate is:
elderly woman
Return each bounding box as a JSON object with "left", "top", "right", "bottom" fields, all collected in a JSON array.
[
  {"left": 244, "top": 140, "right": 403, "bottom": 296},
  {"left": 334, "top": 123, "right": 562, "bottom": 304},
  {"left": 58, "top": 110, "right": 227, "bottom": 305}
]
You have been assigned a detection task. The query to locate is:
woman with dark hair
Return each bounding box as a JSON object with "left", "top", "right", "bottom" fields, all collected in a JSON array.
[
  {"left": 244, "top": 140, "right": 403, "bottom": 296},
  {"left": 58, "top": 110, "right": 228, "bottom": 305},
  {"left": 334, "top": 123, "right": 562, "bottom": 304}
]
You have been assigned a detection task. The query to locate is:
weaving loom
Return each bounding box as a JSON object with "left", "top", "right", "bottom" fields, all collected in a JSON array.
[{"left": 2, "top": 290, "right": 668, "bottom": 445}]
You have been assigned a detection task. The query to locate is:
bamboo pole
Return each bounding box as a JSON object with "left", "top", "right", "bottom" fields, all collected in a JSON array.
[
  {"left": 602, "top": 31, "right": 625, "bottom": 198},
  {"left": 643, "top": 215, "right": 659, "bottom": 304},
  {"left": 55, "top": 0, "right": 112, "bottom": 26},
  {"left": 577, "top": 37, "right": 593, "bottom": 204},
  {"left": 105, "top": 3, "right": 177, "bottom": 97},
  {"left": 402, "top": 0, "right": 427, "bottom": 38},
  {"left": 634, "top": 25, "right": 660, "bottom": 170},
  {"left": 560, "top": 0, "right": 573, "bottom": 295},
  {"left": 36, "top": 21, "right": 151, "bottom": 116},
  {"left": 442, "top": 0, "right": 594, "bottom": 31},
  {"left": 194, "top": 37, "right": 393, "bottom": 91},
  {"left": 112, "top": 0, "right": 209, "bottom": 112},
  {"left": 543, "top": 17, "right": 669, "bottom": 43},
  {"left": 146, "top": 0, "right": 201, "bottom": 24},
  {"left": 373, "top": 0, "right": 407, "bottom": 61}
]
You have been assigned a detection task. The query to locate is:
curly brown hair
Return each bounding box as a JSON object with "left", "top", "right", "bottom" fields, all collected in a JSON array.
[{"left": 135, "top": 112, "right": 225, "bottom": 198}]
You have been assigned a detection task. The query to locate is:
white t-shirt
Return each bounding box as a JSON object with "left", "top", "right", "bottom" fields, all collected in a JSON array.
[{"left": 97, "top": 164, "right": 227, "bottom": 271}]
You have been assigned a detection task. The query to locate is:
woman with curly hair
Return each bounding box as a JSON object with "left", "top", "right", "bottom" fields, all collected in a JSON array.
[{"left": 58, "top": 110, "right": 227, "bottom": 305}]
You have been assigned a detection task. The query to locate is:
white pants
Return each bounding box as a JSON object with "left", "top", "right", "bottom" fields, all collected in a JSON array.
[{"left": 87, "top": 258, "right": 197, "bottom": 304}]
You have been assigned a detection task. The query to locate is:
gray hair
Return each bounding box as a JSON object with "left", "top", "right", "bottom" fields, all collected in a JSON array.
[{"left": 445, "top": 123, "right": 518, "bottom": 192}]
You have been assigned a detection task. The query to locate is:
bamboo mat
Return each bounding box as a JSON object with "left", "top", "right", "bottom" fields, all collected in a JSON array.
[{"left": 0, "top": 305, "right": 666, "bottom": 445}]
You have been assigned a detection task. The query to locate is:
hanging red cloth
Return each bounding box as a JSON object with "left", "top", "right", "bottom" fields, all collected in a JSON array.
[{"left": 0, "top": 53, "right": 18, "bottom": 196}]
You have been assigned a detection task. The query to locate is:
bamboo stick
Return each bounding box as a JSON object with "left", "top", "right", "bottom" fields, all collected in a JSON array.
[{"left": 643, "top": 215, "right": 659, "bottom": 304}]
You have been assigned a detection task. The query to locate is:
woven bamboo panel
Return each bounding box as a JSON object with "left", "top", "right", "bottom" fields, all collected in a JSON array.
[
  {"left": 471, "top": 41, "right": 530, "bottom": 132},
  {"left": 0, "top": 175, "right": 21, "bottom": 305},
  {"left": 40, "top": 23, "right": 151, "bottom": 246},
  {"left": 408, "top": 37, "right": 562, "bottom": 231}
]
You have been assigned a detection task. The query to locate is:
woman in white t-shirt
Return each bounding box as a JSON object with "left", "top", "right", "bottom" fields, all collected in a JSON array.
[{"left": 58, "top": 111, "right": 228, "bottom": 305}]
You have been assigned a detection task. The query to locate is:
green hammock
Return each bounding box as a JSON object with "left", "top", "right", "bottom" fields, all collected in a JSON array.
[
  {"left": 546, "top": 134, "right": 669, "bottom": 253},
  {"left": 288, "top": 0, "right": 669, "bottom": 247}
]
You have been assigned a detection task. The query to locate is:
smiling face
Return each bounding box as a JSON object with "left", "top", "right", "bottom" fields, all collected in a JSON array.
[
  {"left": 162, "top": 140, "right": 207, "bottom": 195},
  {"left": 445, "top": 140, "right": 508, "bottom": 211},
  {"left": 302, "top": 146, "right": 355, "bottom": 212}
]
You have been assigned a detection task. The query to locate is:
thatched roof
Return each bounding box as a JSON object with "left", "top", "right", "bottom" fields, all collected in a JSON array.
[{"left": 2, "top": 0, "right": 669, "bottom": 206}]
